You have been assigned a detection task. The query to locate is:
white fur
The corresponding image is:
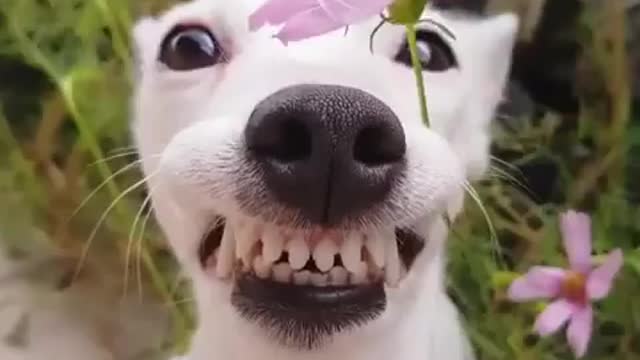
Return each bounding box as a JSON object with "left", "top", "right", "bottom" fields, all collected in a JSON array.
[{"left": 132, "top": 1, "right": 519, "bottom": 359}]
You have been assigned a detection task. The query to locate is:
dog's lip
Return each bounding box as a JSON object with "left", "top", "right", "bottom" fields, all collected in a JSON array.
[
  {"left": 231, "top": 272, "right": 386, "bottom": 346},
  {"left": 234, "top": 273, "right": 385, "bottom": 308}
]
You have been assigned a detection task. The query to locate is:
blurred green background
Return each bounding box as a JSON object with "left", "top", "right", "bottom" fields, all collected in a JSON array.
[{"left": 0, "top": 0, "right": 638, "bottom": 359}]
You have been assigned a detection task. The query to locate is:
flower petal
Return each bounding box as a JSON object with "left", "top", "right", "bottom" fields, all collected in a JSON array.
[
  {"left": 508, "top": 266, "right": 566, "bottom": 301},
  {"left": 249, "top": 0, "right": 393, "bottom": 42},
  {"left": 320, "top": 0, "right": 393, "bottom": 24},
  {"left": 587, "top": 248, "right": 623, "bottom": 300},
  {"left": 560, "top": 211, "right": 592, "bottom": 273},
  {"left": 273, "top": 7, "right": 343, "bottom": 45},
  {"left": 534, "top": 299, "right": 576, "bottom": 336},
  {"left": 566, "top": 305, "right": 593, "bottom": 358},
  {"left": 249, "top": 0, "right": 318, "bottom": 30}
]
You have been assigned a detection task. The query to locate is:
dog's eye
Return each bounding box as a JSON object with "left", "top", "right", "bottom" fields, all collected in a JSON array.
[
  {"left": 394, "top": 30, "right": 457, "bottom": 72},
  {"left": 159, "top": 25, "right": 223, "bottom": 71}
]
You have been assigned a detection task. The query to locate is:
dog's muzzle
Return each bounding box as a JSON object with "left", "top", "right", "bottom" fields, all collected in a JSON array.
[{"left": 198, "top": 85, "right": 425, "bottom": 349}]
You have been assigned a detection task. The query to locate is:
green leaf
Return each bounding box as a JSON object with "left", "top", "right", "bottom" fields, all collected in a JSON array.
[{"left": 388, "top": 0, "right": 428, "bottom": 24}]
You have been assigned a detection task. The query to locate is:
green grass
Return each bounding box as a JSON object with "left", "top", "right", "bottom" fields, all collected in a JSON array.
[{"left": 0, "top": 0, "right": 638, "bottom": 359}]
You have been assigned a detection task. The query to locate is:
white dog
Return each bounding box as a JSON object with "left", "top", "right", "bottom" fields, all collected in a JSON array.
[{"left": 132, "top": 1, "right": 519, "bottom": 359}]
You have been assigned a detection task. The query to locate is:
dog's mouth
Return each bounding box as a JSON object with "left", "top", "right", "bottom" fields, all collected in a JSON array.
[{"left": 198, "top": 217, "right": 425, "bottom": 348}]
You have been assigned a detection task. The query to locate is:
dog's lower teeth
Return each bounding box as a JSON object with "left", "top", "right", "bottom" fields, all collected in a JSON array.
[
  {"left": 329, "top": 266, "right": 348, "bottom": 286},
  {"left": 310, "top": 273, "right": 329, "bottom": 287},
  {"left": 272, "top": 263, "right": 293, "bottom": 283},
  {"left": 293, "top": 270, "right": 312, "bottom": 285}
]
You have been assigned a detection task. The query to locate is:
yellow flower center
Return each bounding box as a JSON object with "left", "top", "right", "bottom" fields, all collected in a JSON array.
[{"left": 561, "top": 271, "right": 587, "bottom": 304}]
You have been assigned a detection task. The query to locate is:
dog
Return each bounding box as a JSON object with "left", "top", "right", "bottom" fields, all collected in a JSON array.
[{"left": 132, "top": 1, "right": 519, "bottom": 359}]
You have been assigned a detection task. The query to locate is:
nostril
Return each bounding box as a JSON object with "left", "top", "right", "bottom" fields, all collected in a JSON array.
[
  {"left": 353, "top": 125, "right": 406, "bottom": 166},
  {"left": 248, "top": 116, "right": 312, "bottom": 162}
]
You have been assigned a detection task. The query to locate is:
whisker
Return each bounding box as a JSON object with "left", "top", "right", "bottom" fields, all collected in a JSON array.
[
  {"left": 73, "top": 169, "right": 160, "bottom": 282},
  {"left": 166, "top": 296, "right": 196, "bottom": 307},
  {"left": 490, "top": 155, "right": 522, "bottom": 175},
  {"left": 107, "top": 145, "right": 138, "bottom": 155},
  {"left": 68, "top": 160, "right": 143, "bottom": 221},
  {"left": 136, "top": 197, "right": 156, "bottom": 302},
  {"left": 123, "top": 187, "right": 155, "bottom": 300},
  {"left": 88, "top": 151, "right": 139, "bottom": 167},
  {"left": 69, "top": 153, "right": 161, "bottom": 222},
  {"left": 461, "top": 181, "right": 503, "bottom": 267}
]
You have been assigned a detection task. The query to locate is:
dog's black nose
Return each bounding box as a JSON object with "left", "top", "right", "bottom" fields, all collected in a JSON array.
[{"left": 245, "top": 84, "right": 406, "bottom": 225}]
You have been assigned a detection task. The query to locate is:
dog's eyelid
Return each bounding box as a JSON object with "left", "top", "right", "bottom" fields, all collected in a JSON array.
[{"left": 416, "top": 18, "right": 456, "bottom": 42}]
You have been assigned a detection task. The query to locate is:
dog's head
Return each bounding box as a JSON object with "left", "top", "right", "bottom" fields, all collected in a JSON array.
[{"left": 132, "top": 0, "right": 517, "bottom": 351}]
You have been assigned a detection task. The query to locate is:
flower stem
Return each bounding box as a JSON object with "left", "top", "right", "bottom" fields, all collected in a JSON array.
[{"left": 405, "top": 24, "right": 430, "bottom": 127}]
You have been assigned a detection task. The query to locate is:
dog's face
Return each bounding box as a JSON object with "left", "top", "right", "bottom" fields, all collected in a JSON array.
[{"left": 133, "top": 0, "right": 517, "bottom": 351}]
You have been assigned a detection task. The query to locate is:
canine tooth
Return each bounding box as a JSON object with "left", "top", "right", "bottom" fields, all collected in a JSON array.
[
  {"left": 262, "top": 225, "right": 285, "bottom": 263},
  {"left": 329, "top": 266, "right": 348, "bottom": 286},
  {"left": 341, "top": 232, "right": 363, "bottom": 273},
  {"left": 365, "top": 232, "right": 386, "bottom": 268},
  {"left": 313, "top": 238, "right": 338, "bottom": 272},
  {"left": 310, "top": 273, "right": 329, "bottom": 287},
  {"left": 272, "top": 263, "right": 292, "bottom": 283},
  {"left": 235, "top": 223, "right": 258, "bottom": 265},
  {"left": 253, "top": 255, "right": 271, "bottom": 279},
  {"left": 215, "top": 226, "right": 235, "bottom": 279},
  {"left": 293, "top": 270, "right": 311, "bottom": 285},
  {"left": 349, "top": 262, "right": 368, "bottom": 285},
  {"left": 385, "top": 233, "right": 401, "bottom": 287},
  {"left": 287, "top": 235, "right": 310, "bottom": 270}
]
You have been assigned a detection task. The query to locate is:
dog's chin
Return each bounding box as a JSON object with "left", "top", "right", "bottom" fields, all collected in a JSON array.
[{"left": 197, "top": 215, "right": 426, "bottom": 349}]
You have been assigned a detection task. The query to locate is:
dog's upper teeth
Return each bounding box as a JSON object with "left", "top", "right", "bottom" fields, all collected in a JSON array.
[
  {"left": 236, "top": 223, "right": 259, "bottom": 266},
  {"left": 262, "top": 225, "right": 285, "bottom": 263},
  {"left": 253, "top": 255, "right": 272, "bottom": 279},
  {"left": 215, "top": 225, "right": 235, "bottom": 279},
  {"left": 384, "top": 231, "right": 401, "bottom": 287},
  {"left": 287, "top": 235, "right": 310, "bottom": 270},
  {"left": 272, "top": 262, "right": 293, "bottom": 283},
  {"left": 349, "top": 261, "right": 369, "bottom": 285},
  {"left": 365, "top": 231, "right": 386, "bottom": 269},
  {"left": 313, "top": 237, "right": 338, "bottom": 273},
  {"left": 341, "top": 232, "right": 364, "bottom": 273},
  {"left": 209, "top": 219, "right": 408, "bottom": 287}
]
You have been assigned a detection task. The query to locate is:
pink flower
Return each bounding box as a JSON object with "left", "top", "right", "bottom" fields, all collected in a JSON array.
[
  {"left": 508, "top": 210, "right": 623, "bottom": 358},
  {"left": 249, "top": 0, "right": 394, "bottom": 45}
]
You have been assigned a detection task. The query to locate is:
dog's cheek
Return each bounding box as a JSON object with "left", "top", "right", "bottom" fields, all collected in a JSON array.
[{"left": 390, "top": 126, "right": 464, "bottom": 225}]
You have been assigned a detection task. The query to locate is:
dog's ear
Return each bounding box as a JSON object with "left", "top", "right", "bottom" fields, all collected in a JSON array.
[{"left": 450, "top": 13, "right": 519, "bottom": 180}]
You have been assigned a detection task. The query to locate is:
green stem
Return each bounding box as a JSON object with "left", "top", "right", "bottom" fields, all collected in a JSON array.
[{"left": 406, "top": 24, "right": 430, "bottom": 127}]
